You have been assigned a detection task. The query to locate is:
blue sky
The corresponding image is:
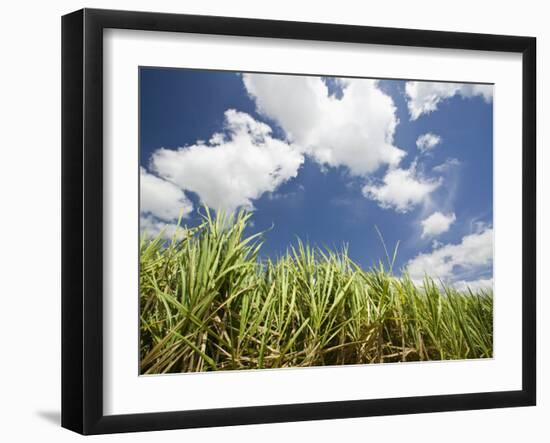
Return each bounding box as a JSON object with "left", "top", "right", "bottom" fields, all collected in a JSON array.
[{"left": 139, "top": 67, "right": 493, "bottom": 290}]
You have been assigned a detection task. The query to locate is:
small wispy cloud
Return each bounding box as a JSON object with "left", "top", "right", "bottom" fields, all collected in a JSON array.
[
  {"left": 416, "top": 133, "right": 442, "bottom": 153},
  {"left": 433, "top": 158, "right": 461, "bottom": 173},
  {"left": 405, "top": 81, "right": 493, "bottom": 120},
  {"left": 420, "top": 211, "right": 456, "bottom": 238},
  {"left": 362, "top": 161, "right": 442, "bottom": 213}
]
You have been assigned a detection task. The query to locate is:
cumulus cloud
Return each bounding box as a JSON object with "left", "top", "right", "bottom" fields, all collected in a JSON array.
[
  {"left": 416, "top": 133, "right": 442, "bottom": 153},
  {"left": 421, "top": 211, "right": 456, "bottom": 238},
  {"left": 150, "top": 109, "right": 304, "bottom": 213},
  {"left": 406, "top": 228, "right": 493, "bottom": 287},
  {"left": 140, "top": 167, "right": 193, "bottom": 221},
  {"left": 453, "top": 277, "right": 493, "bottom": 292},
  {"left": 243, "top": 73, "right": 405, "bottom": 176},
  {"left": 140, "top": 214, "right": 196, "bottom": 241},
  {"left": 362, "top": 162, "right": 442, "bottom": 213},
  {"left": 405, "top": 81, "right": 493, "bottom": 120}
]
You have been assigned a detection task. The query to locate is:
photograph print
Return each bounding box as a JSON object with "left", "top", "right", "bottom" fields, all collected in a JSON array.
[{"left": 139, "top": 68, "right": 494, "bottom": 375}]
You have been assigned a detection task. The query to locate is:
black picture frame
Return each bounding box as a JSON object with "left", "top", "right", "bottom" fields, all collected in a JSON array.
[{"left": 61, "top": 8, "right": 536, "bottom": 435}]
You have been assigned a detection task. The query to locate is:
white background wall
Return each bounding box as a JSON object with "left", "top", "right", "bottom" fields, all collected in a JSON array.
[{"left": 0, "top": 1, "right": 545, "bottom": 441}]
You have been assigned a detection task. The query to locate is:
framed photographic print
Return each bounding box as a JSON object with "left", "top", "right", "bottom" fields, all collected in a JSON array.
[{"left": 61, "top": 8, "right": 536, "bottom": 435}]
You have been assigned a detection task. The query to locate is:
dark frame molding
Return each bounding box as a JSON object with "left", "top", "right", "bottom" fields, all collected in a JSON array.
[{"left": 61, "top": 8, "right": 536, "bottom": 435}]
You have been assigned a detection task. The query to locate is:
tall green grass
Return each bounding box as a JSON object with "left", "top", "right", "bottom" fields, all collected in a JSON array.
[{"left": 140, "top": 208, "right": 493, "bottom": 374}]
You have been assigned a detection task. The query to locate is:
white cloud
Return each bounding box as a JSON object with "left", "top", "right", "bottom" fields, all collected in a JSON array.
[
  {"left": 362, "top": 162, "right": 442, "bottom": 213},
  {"left": 432, "top": 239, "right": 443, "bottom": 249},
  {"left": 421, "top": 211, "right": 456, "bottom": 238},
  {"left": 405, "top": 81, "right": 493, "bottom": 120},
  {"left": 406, "top": 228, "right": 493, "bottom": 287},
  {"left": 150, "top": 109, "right": 304, "bottom": 213},
  {"left": 416, "top": 133, "right": 442, "bottom": 153},
  {"left": 243, "top": 73, "right": 405, "bottom": 176},
  {"left": 140, "top": 167, "right": 193, "bottom": 221},
  {"left": 453, "top": 277, "right": 493, "bottom": 292},
  {"left": 433, "top": 158, "right": 461, "bottom": 173},
  {"left": 140, "top": 214, "right": 187, "bottom": 240}
]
